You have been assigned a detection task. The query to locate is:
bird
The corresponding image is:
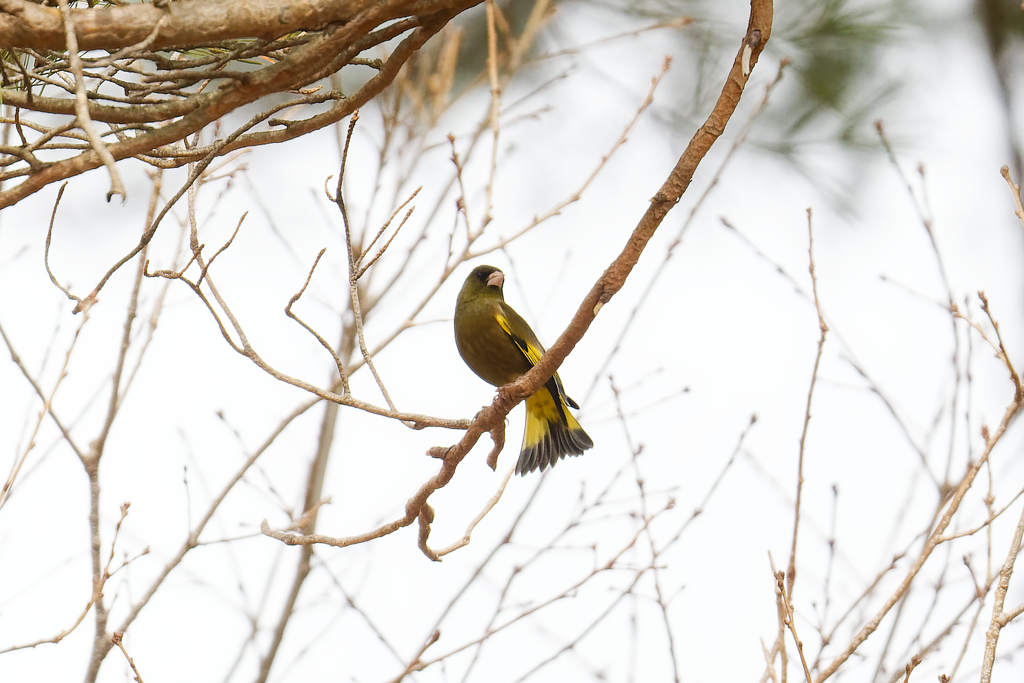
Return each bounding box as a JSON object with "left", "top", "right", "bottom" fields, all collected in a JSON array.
[{"left": 454, "top": 264, "right": 593, "bottom": 475}]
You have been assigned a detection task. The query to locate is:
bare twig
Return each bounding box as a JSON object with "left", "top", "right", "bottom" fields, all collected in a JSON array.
[
  {"left": 43, "top": 183, "right": 83, "bottom": 306},
  {"left": 336, "top": 112, "right": 398, "bottom": 412},
  {"left": 479, "top": 0, "right": 501, "bottom": 236},
  {"left": 111, "top": 631, "right": 145, "bottom": 683},
  {"left": 196, "top": 211, "right": 246, "bottom": 287},
  {"left": 472, "top": 55, "right": 672, "bottom": 255},
  {"left": 0, "top": 309, "right": 89, "bottom": 512},
  {"left": 433, "top": 465, "right": 516, "bottom": 557},
  {"left": 787, "top": 208, "right": 828, "bottom": 599}
]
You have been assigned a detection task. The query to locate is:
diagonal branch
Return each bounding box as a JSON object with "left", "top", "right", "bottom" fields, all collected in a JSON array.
[{"left": 261, "top": 0, "right": 774, "bottom": 559}]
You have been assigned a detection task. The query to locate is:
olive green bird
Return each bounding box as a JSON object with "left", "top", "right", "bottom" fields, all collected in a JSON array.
[{"left": 455, "top": 265, "right": 593, "bottom": 475}]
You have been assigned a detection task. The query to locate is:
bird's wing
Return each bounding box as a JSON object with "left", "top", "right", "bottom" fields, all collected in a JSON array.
[
  {"left": 495, "top": 306, "right": 544, "bottom": 366},
  {"left": 495, "top": 305, "right": 578, "bottom": 411}
]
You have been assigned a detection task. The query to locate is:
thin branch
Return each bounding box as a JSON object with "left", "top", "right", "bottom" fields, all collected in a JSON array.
[
  {"left": 479, "top": 0, "right": 501, "bottom": 236},
  {"left": 0, "top": 318, "right": 85, "bottom": 462},
  {"left": 337, "top": 113, "right": 398, "bottom": 413},
  {"left": 774, "top": 568, "right": 813, "bottom": 683},
  {"left": 787, "top": 207, "right": 828, "bottom": 599},
  {"left": 110, "top": 631, "right": 145, "bottom": 683},
  {"left": 43, "top": 182, "right": 81, "bottom": 306},
  {"left": 433, "top": 463, "right": 516, "bottom": 557},
  {"left": 196, "top": 211, "right": 245, "bottom": 287},
  {"left": 0, "top": 308, "right": 89, "bottom": 512},
  {"left": 980, "top": 495, "right": 1024, "bottom": 681}
]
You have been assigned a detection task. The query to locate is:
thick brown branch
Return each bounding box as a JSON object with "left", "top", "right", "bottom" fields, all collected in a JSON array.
[{"left": 0, "top": 0, "right": 409, "bottom": 51}]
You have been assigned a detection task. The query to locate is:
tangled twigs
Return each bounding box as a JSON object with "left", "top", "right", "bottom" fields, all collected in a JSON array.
[
  {"left": 0, "top": 0, "right": 480, "bottom": 207},
  {"left": 815, "top": 293, "right": 1022, "bottom": 683}
]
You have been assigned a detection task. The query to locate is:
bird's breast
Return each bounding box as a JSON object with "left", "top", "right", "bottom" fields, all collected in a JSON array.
[{"left": 455, "top": 303, "right": 533, "bottom": 387}]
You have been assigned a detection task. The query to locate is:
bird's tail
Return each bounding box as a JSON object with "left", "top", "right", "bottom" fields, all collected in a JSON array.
[{"left": 516, "top": 388, "right": 593, "bottom": 475}]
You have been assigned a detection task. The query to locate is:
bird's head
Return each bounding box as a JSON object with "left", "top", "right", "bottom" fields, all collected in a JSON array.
[{"left": 459, "top": 265, "right": 506, "bottom": 302}]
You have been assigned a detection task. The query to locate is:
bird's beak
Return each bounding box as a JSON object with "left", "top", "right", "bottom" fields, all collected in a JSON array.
[{"left": 486, "top": 271, "right": 504, "bottom": 288}]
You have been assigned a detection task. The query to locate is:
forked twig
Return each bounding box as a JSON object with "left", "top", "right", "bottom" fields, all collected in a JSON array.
[
  {"left": 355, "top": 199, "right": 418, "bottom": 280},
  {"left": 773, "top": 567, "right": 813, "bottom": 683},
  {"left": 285, "top": 248, "right": 350, "bottom": 393},
  {"left": 0, "top": 308, "right": 89, "bottom": 513},
  {"left": 197, "top": 212, "right": 246, "bottom": 287},
  {"left": 0, "top": 502, "right": 135, "bottom": 653},
  {"left": 335, "top": 111, "right": 398, "bottom": 411},
  {"left": 356, "top": 186, "right": 421, "bottom": 276},
  {"left": 111, "top": 631, "right": 145, "bottom": 683}
]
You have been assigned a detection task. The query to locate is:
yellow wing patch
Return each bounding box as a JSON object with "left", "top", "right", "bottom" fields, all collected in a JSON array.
[{"left": 496, "top": 312, "right": 543, "bottom": 366}]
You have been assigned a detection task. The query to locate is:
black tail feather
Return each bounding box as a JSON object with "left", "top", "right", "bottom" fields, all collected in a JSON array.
[{"left": 515, "top": 421, "right": 593, "bottom": 475}]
